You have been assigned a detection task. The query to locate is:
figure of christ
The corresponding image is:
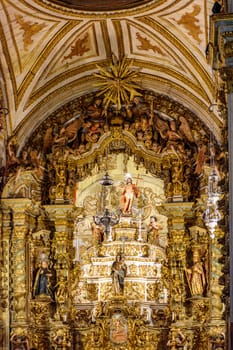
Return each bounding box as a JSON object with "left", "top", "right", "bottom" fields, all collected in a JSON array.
[{"left": 121, "top": 177, "right": 139, "bottom": 215}]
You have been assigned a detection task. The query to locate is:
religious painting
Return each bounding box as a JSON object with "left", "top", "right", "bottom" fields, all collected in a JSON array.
[{"left": 109, "top": 312, "right": 128, "bottom": 345}]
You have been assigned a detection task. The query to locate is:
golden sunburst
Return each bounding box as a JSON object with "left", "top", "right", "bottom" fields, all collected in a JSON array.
[{"left": 94, "top": 55, "right": 142, "bottom": 113}]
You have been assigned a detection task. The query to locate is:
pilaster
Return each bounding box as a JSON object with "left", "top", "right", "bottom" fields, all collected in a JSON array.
[
  {"left": 8, "top": 200, "right": 31, "bottom": 323},
  {"left": 46, "top": 205, "right": 75, "bottom": 334},
  {"left": 158, "top": 202, "right": 193, "bottom": 322},
  {"left": 0, "top": 203, "right": 12, "bottom": 349},
  {"left": 1, "top": 199, "right": 31, "bottom": 348},
  {"left": 210, "top": 14, "right": 233, "bottom": 350}
]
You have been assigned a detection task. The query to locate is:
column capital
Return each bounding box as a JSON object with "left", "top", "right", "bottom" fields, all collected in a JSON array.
[
  {"left": 157, "top": 202, "right": 194, "bottom": 219},
  {"left": 157, "top": 202, "right": 194, "bottom": 240},
  {"left": 209, "top": 16, "right": 233, "bottom": 70}
]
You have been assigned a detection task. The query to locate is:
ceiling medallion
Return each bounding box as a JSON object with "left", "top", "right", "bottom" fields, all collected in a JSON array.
[
  {"left": 94, "top": 55, "right": 142, "bottom": 113},
  {"left": 45, "top": 0, "right": 155, "bottom": 11}
]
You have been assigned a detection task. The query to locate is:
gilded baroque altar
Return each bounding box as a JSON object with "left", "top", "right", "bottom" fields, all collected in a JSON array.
[{"left": 0, "top": 91, "right": 226, "bottom": 349}]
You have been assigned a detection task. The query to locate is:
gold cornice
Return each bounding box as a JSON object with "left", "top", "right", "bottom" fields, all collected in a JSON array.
[
  {"left": 157, "top": 202, "right": 194, "bottom": 219},
  {"left": 35, "top": 0, "right": 165, "bottom": 19},
  {"left": 148, "top": 0, "right": 190, "bottom": 16},
  {"left": 16, "top": 20, "right": 79, "bottom": 108},
  {"left": 210, "top": 13, "right": 233, "bottom": 22},
  {"left": 137, "top": 16, "right": 213, "bottom": 94},
  {"left": 2, "top": 198, "right": 31, "bottom": 209}
]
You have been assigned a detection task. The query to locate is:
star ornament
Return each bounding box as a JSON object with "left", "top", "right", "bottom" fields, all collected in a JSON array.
[{"left": 94, "top": 55, "right": 142, "bottom": 112}]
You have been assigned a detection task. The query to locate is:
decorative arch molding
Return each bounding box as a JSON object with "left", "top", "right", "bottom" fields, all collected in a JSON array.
[
  {"left": 63, "top": 128, "right": 163, "bottom": 177},
  {"left": 4, "top": 89, "right": 225, "bottom": 208},
  {"left": 21, "top": 89, "right": 212, "bottom": 154},
  {"left": 14, "top": 83, "right": 221, "bottom": 152}
]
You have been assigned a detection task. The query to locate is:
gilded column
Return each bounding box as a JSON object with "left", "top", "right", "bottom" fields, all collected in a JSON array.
[
  {"left": 9, "top": 200, "right": 31, "bottom": 324},
  {"left": 1, "top": 199, "right": 31, "bottom": 348},
  {"left": 0, "top": 203, "right": 12, "bottom": 349},
  {"left": 158, "top": 202, "right": 193, "bottom": 322},
  {"left": 47, "top": 205, "right": 75, "bottom": 323},
  {"left": 208, "top": 227, "right": 226, "bottom": 342},
  {"left": 209, "top": 13, "right": 233, "bottom": 349}
]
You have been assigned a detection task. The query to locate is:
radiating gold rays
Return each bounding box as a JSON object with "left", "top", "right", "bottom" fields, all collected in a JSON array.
[{"left": 94, "top": 55, "right": 142, "bottom": 112}]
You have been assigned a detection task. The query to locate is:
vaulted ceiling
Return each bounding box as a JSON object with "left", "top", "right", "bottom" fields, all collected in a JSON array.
[{"left": 0, "top": 0, "right": 222, "bottom": 146}]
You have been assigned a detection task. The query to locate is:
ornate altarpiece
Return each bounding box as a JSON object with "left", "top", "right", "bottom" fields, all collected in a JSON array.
[{"left": 0, "top": 89, "right": 227, "bottom": 349}]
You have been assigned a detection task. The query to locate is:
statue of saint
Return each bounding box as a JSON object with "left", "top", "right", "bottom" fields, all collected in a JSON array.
[
  {"left": 147, "top": 216, "right": 159, "bottom": 245},
  {"left": 121, "top": 177, "right": 139, "bottom": 215},
  {"left": 33, "top": 259, "right": 53, "bottom": 298},
  {"left": 185, "top": 250, "right": 206, "bottom": 296},
  {"left": 111, "top": 254, "right": 127, "bottom": 295}
]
